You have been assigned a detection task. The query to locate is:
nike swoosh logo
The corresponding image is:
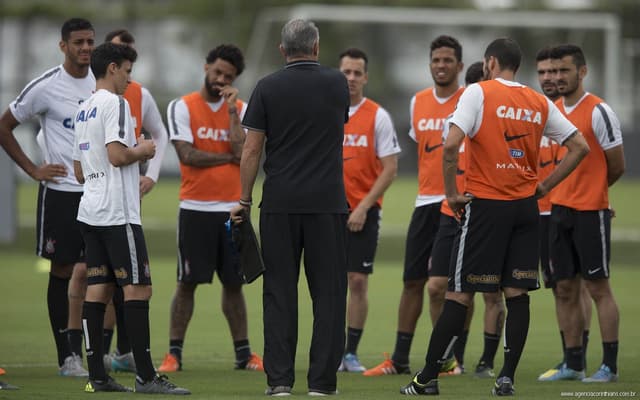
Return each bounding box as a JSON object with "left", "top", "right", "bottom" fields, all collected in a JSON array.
[
  {"left": 555, "top": 158, "right": 563, "bottom": 165},
  {"left": 362, "top": 262, "right": 373, "bottom": 267},
  {"left": 588, "top": 267, "right": 602, "bottom": 275},
  {"left": 456, "top": 168, "right": 465, "bottom": 175},
  {"left": 539, "top": 160, "right": 553, "bottom": 168},
  {"left": 504, "top": 131, "right": 530, "bottom": 142},
  {"left": 425, "top": 142, "right": 443, "bottom": 153},
  {"left": 343, "top": 157, "right": 356, "bottom": 161}
]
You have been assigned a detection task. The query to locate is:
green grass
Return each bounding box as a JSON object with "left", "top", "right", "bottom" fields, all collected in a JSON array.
[{"left": 1, "top": 177, "right": 639, "bottom": 398}]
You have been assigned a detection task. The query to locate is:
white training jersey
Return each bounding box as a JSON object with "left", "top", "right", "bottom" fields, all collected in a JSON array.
[
  {"left": 10, "top": 64, "right": 95, "bottom": 192},
  {"left": 140, "top": 86, "right": 168, "bottom": 182},
  {"left": 73, "top": 89, "right": 141, "bottom": 226}
]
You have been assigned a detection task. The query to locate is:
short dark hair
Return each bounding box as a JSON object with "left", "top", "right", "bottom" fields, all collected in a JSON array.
[
  {"left": 550, "top": 44, "right": 586, "bottom": 68},
  {"left": 339, "top": 48, "right": 368, "bottom": 71},
  {"left": 61, "top": 18, "right": 94, "bottom": 41},
  {"left": 206, "top": 44, "right": 245, "bottom": 76},
  {"left": 104, "top": 29, "right": 135, "bottom": 45},
  {"left": 465, "top": 61, "right": 484, "bottom": 85},
  {"left": 91, "top": 43, "right": 137, "bottom": 80},
  {"left": 484, "top": 37, "right": 521, "bottom": 73},
  {"left": 430, "top": 35, "right": 462, "bottom": 62},
  {"left": 535, "top": 46, "right": 554, "bottom": 62}
]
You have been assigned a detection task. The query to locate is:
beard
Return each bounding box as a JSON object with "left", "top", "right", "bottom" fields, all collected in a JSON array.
[{"left": 204, "top": 76, "right": 221, "bottom": 98}]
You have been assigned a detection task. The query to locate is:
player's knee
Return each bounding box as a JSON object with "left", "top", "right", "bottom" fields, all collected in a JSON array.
[
  {"left": 348, "top": 273, "right": 368, "bottom": 294},
  {"left": 426, "top": 280, "right": 446, "bottom": 301},
  {"left": 584, "top": 279, "right": 612, "bottom": 302},
  {"left": 403, "top": 278, "right": 426, "bottom": 294}
]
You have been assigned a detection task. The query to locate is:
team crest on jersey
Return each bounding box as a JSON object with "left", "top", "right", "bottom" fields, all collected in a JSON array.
[
  {"left": 79, "top": 142, "right": 90, "bottom": 151},
  {"left": 344, "top": 134, "right": 368, "bottom": 147},
  {"left": 143, "top": 262, "right": 151, "bottom": 278},
  {"left": 45, "top": 238, "right": 56, "bottom": 254}
]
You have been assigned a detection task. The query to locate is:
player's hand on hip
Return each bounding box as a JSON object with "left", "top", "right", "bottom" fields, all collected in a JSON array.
[
  {"left": 230, "top": 203, "right": 249, "bottom": 224},
  {"left": 33, "top": 163, "right": 67, "bottom": 183},
  {"left": 447, "top": 193, "right": 472, "bottom": 221}
]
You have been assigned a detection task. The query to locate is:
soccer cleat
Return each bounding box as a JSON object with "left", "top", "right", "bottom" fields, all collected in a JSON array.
[
  {"left": 400, "top": 373, "right": 439, "bottom": 395},
  {"left": 492, "top": 376, "right": 515, "bottom": 396},
  {"left": 308, "top": 388, "right": 338, "bottom": 396},
  {"left": 474, "top": 361, "right": 496, "bottom": 379},
  {"left": 235, "top": 352, "right": 264, "bottom": 371},
  {"left": 363, "top": 352, "right": 411, "bottom": 376},
  {"left": 438, "top": 357, "right": 460, "bottom": 376},
  {"left": 59, "top": 354, "right": 89, "bottom": 377},
  {"left": 0, "top": 367, "right": 5, "bottom": 375},
  {"left": 111, "top": 351, "right": 136, "bottom": 373},
  {"left": 84, "top": 376, "right": 133, "bottom": 392},
  {"left": 582, "top": 364, "right": 618, "bottom": 383},
  {"left": 338, "top": 353, "right": 366, "bottom": 372},
  {"left": 265, "top": 385, "right": 292, "bottom": 396},
  {"left": 135, "top": 374, "right": 190, "bottom": 395},
  {"left": 158, "top": 353, "right": 182, "bottom": 372},
  {"left": 537, "top": 364, "right": 585, "bottom": 381},
  {"left": 0, "top": 381, "right": 19, "bottom": 390},
  {"left": 537, "top": 361, "right": 564, "bottom": 380}
]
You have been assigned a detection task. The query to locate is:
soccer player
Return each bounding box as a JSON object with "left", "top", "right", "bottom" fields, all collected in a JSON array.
[
  {"left": 365, "top": 35, "right": 465, "bottom": 377},
  {"left": 535, "top": 46, "right": 593, "bottom": 381},
  {"left": 73, "top": 42, "right": 189, "bottom": 394},
  {"left": 400, "top": 37, "right": 589, "bottom": 396},
  {"left": 541, "top": 44, "right": 625, "bottom": 383},
  {"left": 159, "top": 44, "right": 263, "bottom": 373},
  {"left": 337, "top": 48, "right": 401, "bottom": 372},
  {"left": 0, "top": 17, "right": 95, "bottom": 377},
  {"left": 98, "top": 28, "right": 170, "bottom": 374},
  {"left": 231, "top": 18, "right": 350, "bottom": 396}
]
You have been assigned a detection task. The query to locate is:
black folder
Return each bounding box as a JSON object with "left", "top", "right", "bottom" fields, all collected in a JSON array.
[{"left": 226, "top": 216, "right": 265, "bottom": 284}]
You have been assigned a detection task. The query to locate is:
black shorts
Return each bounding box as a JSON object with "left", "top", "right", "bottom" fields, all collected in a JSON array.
[
  {"left": 549, "top": 205, "right": 611, "bottom": 282},
  {"left": 430, "top": 214, "right": 459, "bottom": 278},
  {"left": 177, "top": 209, "right": 243, "bottom": 286},
  {"left": 403, "top": 203, "right": 442, "bottom": 281},
  {"left": 36, "top": 184, "right": 84, "bottom": 264},
  {"left": 448, "top": 197, "right": 540, "bottom": 293},
  {"left": 539, "top": 215, "right": 554, "bottom": 288},
  {"left": 346, "top": 207, "right": 380, "bottom": 274},
  {"left": 80, "top": 222, "right": 152, "bottom": 287}
]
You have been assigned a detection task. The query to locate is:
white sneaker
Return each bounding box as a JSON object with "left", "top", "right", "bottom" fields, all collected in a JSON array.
[{"left": 59, "top": 355, "right": 89, "bottom": 377}]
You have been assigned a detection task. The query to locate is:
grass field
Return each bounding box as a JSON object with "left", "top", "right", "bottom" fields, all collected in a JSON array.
[{"left": 0, "top": 177, "right": 639, "bottom": 399}]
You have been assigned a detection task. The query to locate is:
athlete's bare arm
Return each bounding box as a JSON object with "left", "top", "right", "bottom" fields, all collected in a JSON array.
[
  {"left": 604, "top": 145, "right": 625, "bottom": 187},
  {"left": 443, "top": 123, "right": 471, "bottom": 217},
  {"left": 0, "top": 109, "right": 67, "bottom": 182},
  {"left": 219, "top": 86, "right": 245, "bottom": 160},
  {"left": 537, "top": 131, "right": 590, "bottom": 197},
  {"left": 172, "top": 139, "right": 235, "bottom": 168},
  {"left": 73, "top": 160, "right": 85, "bottom": 184},
  {"left": 107, "top": 136, "right": 155, "bottom": 167},
  {"left": 230, "top": 130, "right": 264, "bottom": 223}
]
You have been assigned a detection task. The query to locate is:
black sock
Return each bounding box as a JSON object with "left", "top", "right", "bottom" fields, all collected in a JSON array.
[
  {"left": 417, "top": 300, "right": 467, "bottom": 383},
  {"left": 453, "top": 329, "right": 469, "bottom": 366},
  {"left": 124, "top": 300, "right": 155, "bottom": 382},
  {"left": 82, "top": 301, "right": 107, "bottom": 381},
  {"left": 169, "top": 339, "right": 184, "bottom": 361},
  {"left": 345, "top": 327, "right": 363, "bottom": 355},
  {"left": 391, "top": 331, "right": 414, "bottom": 367},
  {"left": 67, "top": 329, "right": 84, "bottom": 358},
  {"left": 113, "top": 287, "right": 130, "bottom": 354},
  {"left": 566, "top": 346, "right": 584, "bottom": 371},
  {"left": 498, "top": 294, "right": 530, "bottom": 382},
  {"left": 479, "top": 332, "right": 500, "bottom": 368},
  {"left": 234, "top": 339, "right": 251, "bottom": 362},
  {"left": 103, "top": 329, "right": 114, "bottom": 354},
  {"left": 47, "top": 274, "right": 71, "bottom": 366},
  {"left": 582, "top": 330, "right": 589, "bottom": 370},
  {"left": 560, "top": 330, "right": 567, "bottom": 364},
  {"left": 602, "top": 341, "right": 618, "bottom": 374}
]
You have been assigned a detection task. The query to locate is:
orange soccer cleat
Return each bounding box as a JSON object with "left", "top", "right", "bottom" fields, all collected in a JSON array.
[
  {"left": 236, "top": 352, "right": 264, "bottom": 371},
  {"left": 363, "top": 352, "right": 411, "bottom": 376},
  {"left": 157, "top": 353, "right": 181, "bottom": 372}
]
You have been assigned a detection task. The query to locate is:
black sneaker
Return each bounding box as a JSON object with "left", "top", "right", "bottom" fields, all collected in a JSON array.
[
  {"left": 474, "top": 361, "right": 496, "bottom": 379},
  {"left": 84, "top": 376, "right": 133, "bottom": 392},
  {"left": 135, "top": 374, "right": 191, "bottom": 395},
  {"left": 492, "top": 376, "right": 515, "bottom": 396},
  {"left": 400, "top": 373, "right": 439, "bottom": 395},
  {"left": 265, "top": 385, "right": 292, "bottom": 396}
]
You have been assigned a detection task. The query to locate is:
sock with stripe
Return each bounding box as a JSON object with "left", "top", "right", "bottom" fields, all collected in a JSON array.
[
  {"left": 234, "top": 339, "right": 251, "bottom": 363},
  {"left": 417, "top": 299, "right": 467, "bottom": 383},
  {"left": 124, "top": 300, "right": 155, "bottom": 382},
  {"left": 345, "top": 327, "right": 363, "bottom": 355},
  {"left": 169, "top": 339, "right": 184, "bottom": 361},
  {"left": 82, "top": 301, "right": 107, "bottom": 381}
]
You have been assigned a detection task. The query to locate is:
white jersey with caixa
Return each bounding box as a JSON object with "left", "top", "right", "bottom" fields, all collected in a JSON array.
[
  {"left": 73, "top": 89, "right": 141, "bottom": 226},
  {"left": 10, "top": 64, "right": 95, "bottom": 192}
]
